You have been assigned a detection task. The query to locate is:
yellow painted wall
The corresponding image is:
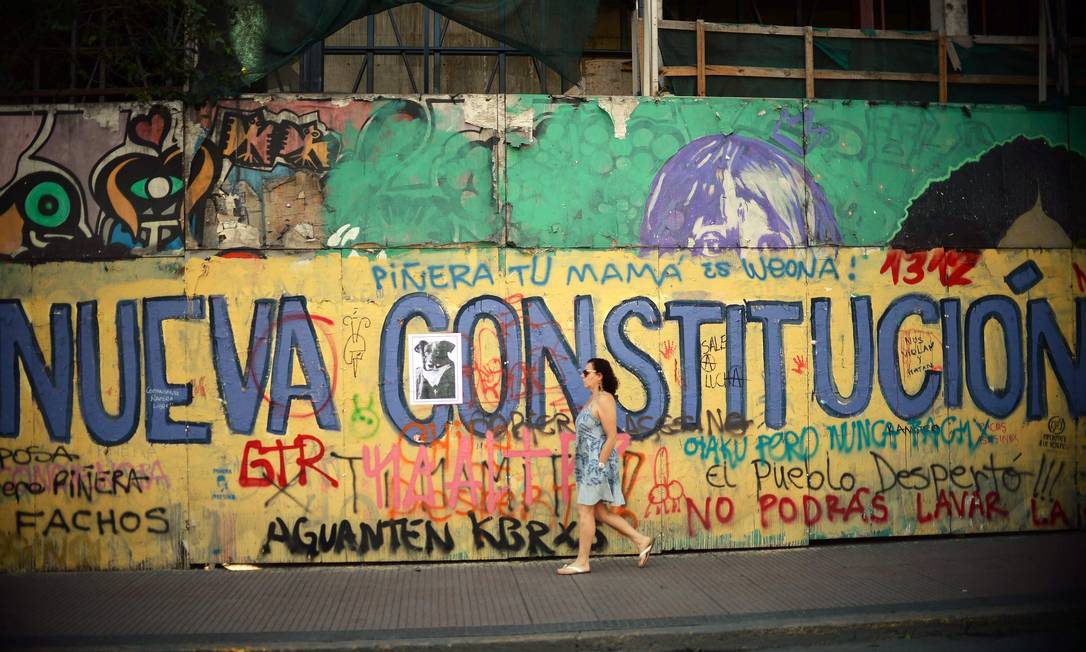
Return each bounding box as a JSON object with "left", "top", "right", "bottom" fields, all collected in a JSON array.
[{"left": 1, "top": 248, "right": 1081, "bottom": 570}]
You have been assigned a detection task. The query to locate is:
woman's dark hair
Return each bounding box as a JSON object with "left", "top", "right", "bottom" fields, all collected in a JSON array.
[{"left": 588, "top": 358, "right": 619, "bottom": 396}]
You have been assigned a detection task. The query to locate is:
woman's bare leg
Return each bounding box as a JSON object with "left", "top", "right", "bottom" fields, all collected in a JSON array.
[
  {"left": 573, "top": 503, "right": 596, "bottom": 568},
  {"left": 594, "top": 503, "right": 652, "bottom": 549}
]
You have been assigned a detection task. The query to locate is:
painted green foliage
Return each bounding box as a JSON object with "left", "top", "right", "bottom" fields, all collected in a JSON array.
[
  {"left": 323, "top": 100, "right": 499, "bottom": 247},
  {"left": 505, "top": 96, "right": 794, "bottom": 247},
  {"left": 504, "top": 96, "right": 1072, "bottom": 248}
]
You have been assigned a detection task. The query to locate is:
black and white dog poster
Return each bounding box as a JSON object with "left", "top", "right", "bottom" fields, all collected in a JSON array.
[{"left": 408, "top": 333, "right": 463, "bottom": 405}]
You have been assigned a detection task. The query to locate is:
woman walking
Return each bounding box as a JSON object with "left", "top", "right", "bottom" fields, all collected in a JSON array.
[{"left": 557, "top": 358, "right": 654, "bottom": 575}]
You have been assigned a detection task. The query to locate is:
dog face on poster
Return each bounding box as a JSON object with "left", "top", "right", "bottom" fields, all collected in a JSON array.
[{"left": 407, "top": 333, "right": 463, "bottom": 405}]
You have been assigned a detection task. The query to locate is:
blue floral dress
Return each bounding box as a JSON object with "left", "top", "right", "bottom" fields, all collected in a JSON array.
[{"left": 574, "top": 397, "right": 625, "bottom": 506}]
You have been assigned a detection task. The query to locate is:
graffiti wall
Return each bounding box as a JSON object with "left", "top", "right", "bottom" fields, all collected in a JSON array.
[
  {"left": 186, "top": 98, "right": 500, "bottom": 250},
  {"left": 0, "top": 104, "right": 190, "bottom": 258},
  {"left": 4, "top": 97, "right": 1084, "bottom": 258},
  {"left": 0, "top": 96, "right": 1083, "bottom": 570}
]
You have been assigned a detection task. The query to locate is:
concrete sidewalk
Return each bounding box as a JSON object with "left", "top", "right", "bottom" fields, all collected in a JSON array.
[{"left": 2, "top": 532, "right": 1083, "bottom": 651}]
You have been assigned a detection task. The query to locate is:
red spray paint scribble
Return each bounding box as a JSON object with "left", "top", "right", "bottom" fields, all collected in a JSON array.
[
  {"left": 644, "top": 448, "right": 686, "bottom": 518},
  {"left": 239, "top": 433, "right": 338, "bottom": 489}
]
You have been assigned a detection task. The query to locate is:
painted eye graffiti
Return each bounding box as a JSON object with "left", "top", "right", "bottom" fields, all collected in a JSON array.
[
  {"left": 0, "top": 171, "right": 81, "bottom": 230},
  {"left": 24, "top": 180, "right": 72, "bottom": 228},
  {"left": 130, "top": 175, "right": 183, "bottom": 200},
  {"left": 0, "top": 170, "right": 85, "bottom": 256}
]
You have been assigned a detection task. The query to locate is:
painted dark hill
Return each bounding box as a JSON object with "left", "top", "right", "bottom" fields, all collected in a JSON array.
[{"left": 891, "top": 136, "right": 1086, "bottom": 249}]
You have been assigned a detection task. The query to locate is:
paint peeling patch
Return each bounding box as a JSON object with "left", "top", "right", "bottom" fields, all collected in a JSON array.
[
  {"left": 597, "top": 97, "right": 639, "bottom": 139},
  {"left": 264, "top": 171, "right": 325, "bottom": 248},
  {"left": 215, "top": 209, "right": 261, "bottom": 248},
  {"left": 81, "top": 104, "right": 129, "bottom": 132},
  {"left": 464, "top": 95, "right": 533, "bottom": 143},
  {"left": 216, "top": 220, "right": 261, "bottom": 248},
  {"left": 462, "top": 95, "right": 500, "bottom": 131},
  {"left": 211, "top": 190, "right": 260, "bottom": 248},
  {"left": 507, "top": 107, "right": 534, "bottom": 144},
  {"left": 282, "top": 222, "right": 320, "bottom": 248}
]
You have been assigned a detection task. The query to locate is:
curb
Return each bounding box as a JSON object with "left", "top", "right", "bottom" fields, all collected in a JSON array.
[
  {"left": 310, "top": 604, "right": 1084, "bottom": 652},
  {"left": 11, "top": 599, "right": 1083, "bottom": 651}
]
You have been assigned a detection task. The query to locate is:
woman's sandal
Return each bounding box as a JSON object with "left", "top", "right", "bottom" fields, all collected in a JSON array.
[
  {"left": 556, "top": 564, "right": 591, "bottom": 575},
  {"left": 637, "top": 538, "right": 654, "bottom": 568}
]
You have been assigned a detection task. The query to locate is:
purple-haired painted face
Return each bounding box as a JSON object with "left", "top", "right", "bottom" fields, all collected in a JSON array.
[{"left": 640, "top": 134, "right": 840, "bottom": 254}]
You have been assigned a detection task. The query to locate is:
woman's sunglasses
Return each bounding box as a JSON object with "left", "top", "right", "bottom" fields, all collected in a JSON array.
[{"left": 581, "top": 369, "right": 595, "bottom": 376}]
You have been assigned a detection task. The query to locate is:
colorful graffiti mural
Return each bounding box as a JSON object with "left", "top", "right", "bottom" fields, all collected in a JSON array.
[
  {"left": 639, "top": 133, "right": 840, "bottom": 251},
  {"left": 186, "top": 98, "right": 497, "bottom": 250},
  {"left": 506, "top": 98, "right": 1083, "bottom": 248},
  {"left": 0, "top": 95, "right": 1083, "bottom": 571},
  {"left": 0, "top": 248, "right": 1082, "bottom": 570},
  {"left": 0, "top": 105, "right": 195, "bottom": 259},
  {"left": 892, "top": 136, "right": 1086, "bottom": 249},
  {"left": 3, "top": 97, "right": 1081, "bottom": 258},
  {"left": 91, "top": 105, "right": 190, "bottom": 252}
]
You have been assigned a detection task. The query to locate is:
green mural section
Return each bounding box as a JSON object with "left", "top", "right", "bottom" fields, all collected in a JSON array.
[
  {"left": 504, "top": 97, "right": 1078, "bottom": 248},
  {"left": 505, "top": 97, "right": 800, "bottom": 247},
  {"left": 806, "top": 102, "right": 1069, "bottom": 244},
  {"left": 323, "top": 100, "right": 500, "bottom": 247},
  {"left": 1, "top": 95, "right": 1080, "bottom": 262}
]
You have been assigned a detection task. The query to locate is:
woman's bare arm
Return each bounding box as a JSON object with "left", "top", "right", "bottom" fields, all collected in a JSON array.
[{"left": 596, "top": 393, "right": 619, "bottom": 463}]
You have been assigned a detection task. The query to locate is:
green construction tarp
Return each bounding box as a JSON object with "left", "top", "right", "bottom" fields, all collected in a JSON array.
[{"left": 195, "top": 0, "right": 600, "bottom": 97}]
